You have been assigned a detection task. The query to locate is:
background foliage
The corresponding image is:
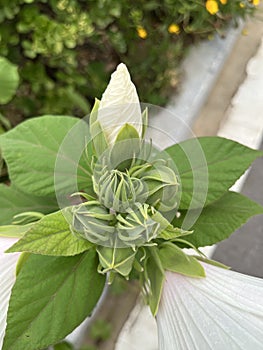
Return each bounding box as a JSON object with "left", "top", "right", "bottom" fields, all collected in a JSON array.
[{"left": 0, "top": 0, "right": 257, "bottom": 123}]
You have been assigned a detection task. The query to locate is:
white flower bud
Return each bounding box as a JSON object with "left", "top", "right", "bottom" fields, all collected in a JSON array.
[{"left": 98, "top": 63, "right": 142, "bottom": 145}]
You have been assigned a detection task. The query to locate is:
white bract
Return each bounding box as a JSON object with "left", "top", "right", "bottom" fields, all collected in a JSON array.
[
  {"left": 157, "top": 262, "right": 263, "bottom": 350},
  {"left": 0, "top": 238, "right": 19, "bottom": 349},
  {"left": 97, "top": 63, "right": 142, "bottom": 145}
]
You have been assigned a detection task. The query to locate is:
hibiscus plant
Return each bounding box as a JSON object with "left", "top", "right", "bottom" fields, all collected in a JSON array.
[{"left": 0, "top": 64, "right": 263, "bottom": 350}]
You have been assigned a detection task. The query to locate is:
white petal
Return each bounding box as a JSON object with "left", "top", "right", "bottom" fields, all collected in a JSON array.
[
  {"left": 157, "top": 262, "right": 263, "bottom": 350},
  {"left": 98, "top": 63, "right": 142, "bottom": 144},
  {"left": 0, "top": 238, "right": 19, "bottom": 349}
]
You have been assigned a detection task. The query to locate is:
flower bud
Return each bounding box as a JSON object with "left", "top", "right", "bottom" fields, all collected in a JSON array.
[
  {"left": 116, "top": 204, "right": 160, "bottom": 247},
  {"left": 97, "top": 63, "right": 142, "bottom": 145},
  {"left": 69, "top": 201, "right": 116, "bottom": 245},
  {"left": 92, "top": 166, "right": 147, "bottom": 213},
  {"left": 134, "top": 160, "right": 179, "bottom": 212}
]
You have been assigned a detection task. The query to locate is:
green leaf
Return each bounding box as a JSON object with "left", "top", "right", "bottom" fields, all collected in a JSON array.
[
  {"left": 7, "top": 210, "right": 93, "bottom": 256},
  {"left": 0, "top": 223, "right": 33, "bottom": 238},
  {"left": 54, "top": 341, "right": 74, "bottom": 350},
  {"left": 143, "top": 247, "right": 165, "bottom": 316},
  {"left": 0, "top": 184, "right": 58, "bottom": 225},
  {"left": 165, "top": 137, "right": 262, "bottom": 209},
  {"left": 0, "top": 57, "right": 19, "bottom": 104},
  {"left": 159, "top": 242, "right": 205, "bottom": 278},
  {"left": 174, "top": 191, "right": 263, "bottom": 247},
  {"left": 0, "top": 116, "right": 93, "bottom": 197},
  {"left": 3, "top": 250, "right": 105, "bottom": 350},
  {"left": 97, "top": 245, "right": 136, "bottom": 277}
]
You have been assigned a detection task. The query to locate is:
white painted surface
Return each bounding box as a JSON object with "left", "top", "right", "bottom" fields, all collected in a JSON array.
[{"left": 219, "top": 37, "right": 263, "bottom": 192}]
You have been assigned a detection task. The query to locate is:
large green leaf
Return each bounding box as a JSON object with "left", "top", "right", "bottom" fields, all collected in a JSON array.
[
  {"left": 0, "top": 116, "right": 93, "bottom": 197},
  {"left": 165, "top": 137, "right": 262, "bottom": 209},
  {"left": 0, "top": 184, "right": 58, "bottom": 225},
  {"left": 0, "top": 57, "right": 19, "bottom": 104},
  {"left": 7, "top": 210, "right": 93, "bottom": 256},
  {"left": 173, "top": 191, "right": 263, "bottom": 248},
  {"left": 3, "top": 250, "right": 105, "bottom": 350}
]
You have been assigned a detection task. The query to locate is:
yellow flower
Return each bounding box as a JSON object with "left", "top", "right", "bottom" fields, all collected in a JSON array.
[
  {"left": 242, "top": 29, "right": 249, "bottom": 36},
  {"left": 239, "top": 2, "right": 245, "bottom": 7},
  {"left": 168, "top": 24, "right": 180, "bottom": 34},
  {"left": 252, "top": 0, "right": 260, "bottom": 5},
  {"left": 220, "top": 0, "right": 227, "bottom": 4},
  {"left": 208, "top": 34, "right": 215, "bottom": 41},
  {"left": 206, "top": 0, "right": 219, "bottom": 15},
  {"left": 137, "top": 26, "right": 147, "bottom": 39}
]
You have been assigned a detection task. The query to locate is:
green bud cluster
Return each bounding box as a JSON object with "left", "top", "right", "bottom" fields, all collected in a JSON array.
[
  {"left": 68, "top": 95, "right": 182, "bottom": 278},
  {"left": 92, "top": 166, "right": 147, "bottom": 213},
  {"left": 69, "top": 146, "right": 180, "bottom": 249},
  {"left": 70, "top": 201, "right": 116, "bottom": 245},
  {"left": 70, "top": 201, "right": 161, "bottom": 248}
]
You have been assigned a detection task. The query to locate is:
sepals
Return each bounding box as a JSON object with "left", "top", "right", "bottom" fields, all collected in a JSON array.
[
  {"left": 115, "top": 123, "right": 140, "bottom": 142},
  {"left": 141, "top": 107, "right": 148, "bottom": 139},
  {"left": 159, "top": 242, "right": 206, "bottom": 278},
  {"left": 97, "top": 245, "right": 136, "bottom": 277},
  {"left": 152, "top": 210, "right": 192, "bottom": 240},
  {"left": 141, "top": 246, "right": 165, "bottom": 316},
  {"left": 110, "top": 123, "right": 141, "bottom": 170},
  {"left": 89, "top": 98, "right": 108, "bottom": 156}
]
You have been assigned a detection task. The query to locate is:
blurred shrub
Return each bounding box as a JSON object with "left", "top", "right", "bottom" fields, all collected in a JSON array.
[
  {"left": 0, "top": 0, "right": 258, "bottom": 121},
  {"left": 0, "top": 57, "right": 19, "bottom": 133},
  {"left": 0, "top": 57, "right": 19, "bottom": 104}
]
